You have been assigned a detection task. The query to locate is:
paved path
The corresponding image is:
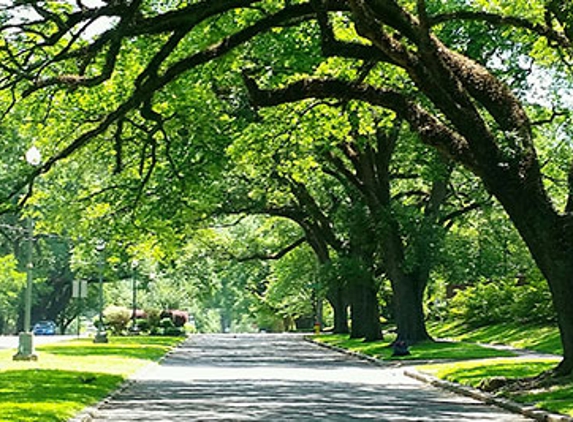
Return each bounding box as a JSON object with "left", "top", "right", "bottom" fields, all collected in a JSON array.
[{"left": 89, "top": 334, "right": 532, "bottom": 421}]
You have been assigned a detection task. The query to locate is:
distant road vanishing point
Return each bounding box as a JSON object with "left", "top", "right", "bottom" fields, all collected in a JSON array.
[{"left": 85, "top": 333, "right": 533, "bottom": 421}]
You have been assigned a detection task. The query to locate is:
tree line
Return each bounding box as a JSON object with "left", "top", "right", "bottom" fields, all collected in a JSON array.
[{"left": 0, "top": 0, "right": 572, "bottom": 376}]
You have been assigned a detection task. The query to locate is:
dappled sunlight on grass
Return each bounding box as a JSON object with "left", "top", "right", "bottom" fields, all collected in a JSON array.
[
  {"left": 518, "top": 384, "right": 573, "bottom": 416},
  {"left": 427, "top": 321, "right": 562, "bottom": 355},
  {"left": 0, "top": 336, "right": 183, "bottom": 421},
  {"left": 409, "top": 341, "right": 516, "bottom": 360},
  {"left": 39, "top": 336, "right": 180, "bottom": 361},
  {"left": 418, "top": 358, "right": 571, "bottom": 417},
  {"left": 418, "top": 358, "right": 559, "bottom": 386},
  {"left": 314, "top": 334, "right": 515, "bottom": 361},
  {"left": 316, "top": 328, "right": 569, "bottom": 417},
  {"left": 0, "top": 369, "right": 123, "bottom": 422}
]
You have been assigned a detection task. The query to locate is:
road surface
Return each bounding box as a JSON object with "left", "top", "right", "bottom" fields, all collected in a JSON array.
[{"left": 87, "top": 334, "right": 532, "bottom": 421}]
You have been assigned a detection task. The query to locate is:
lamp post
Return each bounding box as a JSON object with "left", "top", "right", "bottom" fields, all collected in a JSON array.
[
  {"left": 130, "top": 260, "right": 139, "bottom": 334},
  {"left": 13, "top": 146, "right": 42, "bottom": 361},
  {"left": 93, "top": 240, "right": 108, "bottom": 343}
]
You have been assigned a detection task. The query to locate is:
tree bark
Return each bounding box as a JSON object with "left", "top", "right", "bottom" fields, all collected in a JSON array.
[
  {"left": 520, "top": 229, "right": 573, "bottom": 375},
  {"left": 349, "top": 275, "right": 383, "bottom": 341},
  {"left": 244, "top": 0, "right": 573, "bottom": 374},
  {"left": 327, "top": 285, "right": 349, "bottom": 334},
  {"left": 489, "top": 180, "right": 573, "bottom": 375},
  {"left": 349, "top": 283, "right": 366, "bottom": 339},
  {"left": 391, "top": 273, "right": 431, "bottom": 344},
  {"left": 549, "top": 270, "right": 573, "bottom": 375}
]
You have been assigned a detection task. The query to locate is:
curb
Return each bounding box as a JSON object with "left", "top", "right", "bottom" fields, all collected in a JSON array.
[
  {"left": 67, "top": 338, "right": 187, "bottom": 422},
  {"left": 67, "top": 377, "right": 137, "bottom": 422},
  {"left": 305, "top": 336, "right": 572, "bottom": 422},
  {"left": 404, "top": 369, "right": 573, "bottom": 422},
  {"left": 304, "top": 335, "right": 387, "bottom": 367}
]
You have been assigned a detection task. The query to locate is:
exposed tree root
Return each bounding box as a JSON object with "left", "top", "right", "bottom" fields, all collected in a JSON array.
[{"left": 479, "top": 369, "right": 572, "bottom": 394}]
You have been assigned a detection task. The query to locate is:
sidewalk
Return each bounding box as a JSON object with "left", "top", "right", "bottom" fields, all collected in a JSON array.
[{"left": 469, "top": 341, "right": 562, "bottom": 360}]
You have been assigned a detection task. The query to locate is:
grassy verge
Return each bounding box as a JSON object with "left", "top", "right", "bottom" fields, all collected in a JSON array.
[
  {"left": 0, "top": 336, "right": 183, "bottom": 422},
  {"left": 313, "top": 334, "right": 516, "bottom": 361},
  {"left": 315, "top": 322, "right": 572, "bottom": 418},
  {"left": 418, "top": 358, "right": 560, "bottom": 387},
  {"left": 424, "top": 321, "right": 571, "bottom": 417},
  {"left": 427, "top": 320, "right": 562, "bottom": 355},
  {"left": 418, "top": 358, "right": 570, "bottom": 416}
]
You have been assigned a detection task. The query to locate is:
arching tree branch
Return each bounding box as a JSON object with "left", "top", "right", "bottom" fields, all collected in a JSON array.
[
  {"left": 242, "top": 74, "right": 478, "bottom": 171},
  {"left": 236, "top": 237, "right": 307, "bottom": 262},
  {"left": 429, "top": 10, "right": 571, "bottom": 48}
]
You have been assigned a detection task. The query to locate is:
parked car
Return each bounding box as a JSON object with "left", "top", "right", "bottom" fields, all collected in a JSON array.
[{"left": 32, "top": 320, "right": 57, "bottom": 335}]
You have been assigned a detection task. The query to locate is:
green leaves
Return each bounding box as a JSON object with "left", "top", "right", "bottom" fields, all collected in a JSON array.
[{"left": 0, "top": 254, "right": 26, "bottom": 306}]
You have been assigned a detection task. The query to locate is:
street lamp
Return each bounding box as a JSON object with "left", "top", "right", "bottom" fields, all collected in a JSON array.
[
  {"left": 93, "top": 239, "right": 108, "bottom": 343},
  {"left": 13, "top": 146, "right": 41, "bottom": 361},
  {"left": 130, "top": 260, "right": 139, "bottom": 334}
]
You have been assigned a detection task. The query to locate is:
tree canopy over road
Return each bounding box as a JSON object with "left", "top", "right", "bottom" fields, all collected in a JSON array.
[{"left": 1, "top": 0, "right": 573, "bottom": 375}]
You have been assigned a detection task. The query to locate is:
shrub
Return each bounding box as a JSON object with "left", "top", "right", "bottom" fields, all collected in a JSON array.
[
  {"left": 160, "top": 310, "right": 189, "bottom": 328},
  {"left": 103, "top": 306, "right": 131, "bottom": 334},
  {"left": 135, "top": 318, "right": 150, "bottom": 332},
  {"left": 448, "top": 276, "right": 556, "bottom": 327},
  {"left": 145, "top": 309, "right": 162, "bottom": 333},
  {"left": 159, "top": 317, "right": 175, "bottom": 329},
  {"left": 509, "top": 278, "right": 556, "bottom": 324},
  {"left": 156, "top": 317, "right": 186, "bottom": 336},
  {"left": 164, "top": 327, "right": 185, "bottom": 336},
  {"left": 133, "top": 309, "right": 147, "bottom": 319}
]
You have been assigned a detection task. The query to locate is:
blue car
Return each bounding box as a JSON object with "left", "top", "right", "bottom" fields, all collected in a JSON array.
[{"left": 32, "top": 320, "right": 56, "bottom": 335}]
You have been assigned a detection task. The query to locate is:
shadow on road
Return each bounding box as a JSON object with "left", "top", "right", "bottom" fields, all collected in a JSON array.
[{"left": 92, "top": 334, "right": 532, "bottom": 421}]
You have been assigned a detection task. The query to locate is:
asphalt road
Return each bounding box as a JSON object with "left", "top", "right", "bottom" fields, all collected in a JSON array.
[{"left": 85, "top": 334, "right": 533, "bottom": 421}]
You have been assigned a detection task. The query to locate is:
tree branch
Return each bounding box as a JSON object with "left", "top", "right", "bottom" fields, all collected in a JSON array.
[
  {"left": 439, "top": 202, "right": 483, "bottom": 226},
  {"left": 429, "top": 10, "right": 571, "bottom": 49},
  {"left": 567, "top": 159, "right": 573, "bottom": 214},
  {"left": 242, "top": 74, "right": 478, "bottom": 171},
  {"left": 4, "top": 2, "right": 331, "bottom": 206},
  {"left": 236, "top": 237, "right": 307, "bottom": 262}
]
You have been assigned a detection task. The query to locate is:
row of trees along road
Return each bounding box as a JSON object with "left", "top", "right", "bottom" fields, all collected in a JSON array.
[{"left": 0, "top": 0, "right": 572, "bottom": 376}]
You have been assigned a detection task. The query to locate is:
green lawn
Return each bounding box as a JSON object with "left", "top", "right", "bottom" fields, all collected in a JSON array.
[
  {"left": 418, "top": 358, "right": 560, "bottom": 387},
  {"left": 315, "top": 322, "right": 572, "bottom": 418},
  {"left": 0, "top": 336, "right": 183, "bottom": 422},
  {"left": 424, "top": 321, "right": 571, "bottom": 417},
  {"left": 518, "top": 383, "right": 573, "bottom": 416},
  {"left": 427, "top": 320, "right": 562, "bottom": 355},
  {"left": 418, "top": 358, "right": 570, "bottom": 416},
  {"left": 313, "top": 334, "right": 516, "bottom": 361}
]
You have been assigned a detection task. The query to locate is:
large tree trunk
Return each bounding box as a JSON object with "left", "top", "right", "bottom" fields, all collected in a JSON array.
[
  {"left": 349, "top": 279, "right": 383, "bottom": 341},
  {"left": 547, "top": 268, "right": 573, "bottom": 375},
  {"left": 349, "top": 284, "right": 365, "bottom": 339},
  {"left": 327, "top": 286, "right": 349, "bottom": 334},
  {"left": 377, "top": 205, "right": 434, "bottom": 344},
  {"left": 362, "top": 283, "right": 383, "bottom": 342},
  {"left": 439, "top": 142, "right": 573, "bottom": 375},
  {"left": 518, "top": 230, "right": 573, "bottom": 375},
  {"left": 494, "top": 188, "right": 573, "bottom": 375},
  {"left": 391, "top": 274, "right": 431, "bottom": 344}
]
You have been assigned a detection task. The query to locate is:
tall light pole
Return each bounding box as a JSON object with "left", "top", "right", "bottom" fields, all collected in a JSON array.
[
  {"left": 13, "top": 146, "right": 42, "bottom": 361},
  {"left": 93, "top": 240, "right": 108, "bottom": 343},
  {"left": 130, "top": 259, "right": 139, "bottom": 334}
]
